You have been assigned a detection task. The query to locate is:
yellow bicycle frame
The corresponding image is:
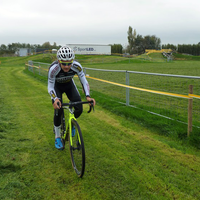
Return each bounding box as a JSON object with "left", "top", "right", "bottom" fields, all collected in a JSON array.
[{"left": 62, "top": 107, "right": 81, "bottom": 147}]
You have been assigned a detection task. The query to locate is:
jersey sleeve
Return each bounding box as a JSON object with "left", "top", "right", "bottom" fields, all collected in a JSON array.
[
  {"left": 72, "top": 62, "right": 90, "bottom": 97},
  {"left": 48, "top": 63, "right": 60, "bottom": 100}
]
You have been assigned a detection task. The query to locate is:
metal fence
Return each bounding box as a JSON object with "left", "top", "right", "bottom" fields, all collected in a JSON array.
[{"left": 26, "top": 61, "right": 200, "bottom": 134}]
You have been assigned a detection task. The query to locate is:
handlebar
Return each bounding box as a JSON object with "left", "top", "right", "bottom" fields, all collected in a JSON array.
[{"left": 60, "top": 100, "right": 94, "bottom": 113}]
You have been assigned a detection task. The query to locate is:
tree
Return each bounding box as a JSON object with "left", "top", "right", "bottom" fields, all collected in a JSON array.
[
  {"left": 127, "top": 26, "right": 161, "bottom": 54},
  {"left": 162, "top": 44, "right": 177, "bottom": 51},
  {"left": 143, "top": 35, "right": 161, "bottom": 50},
  {"left": 177, "top": 44, "right": 200, "bottom": 56},
  {"left": 135, "top": 34, "right": 144, "bottom": 53},
  {"left": 0, "top": 44, "right": 7, "bottom": 51},
  {"left": 111, "top": 44, "right": 123, "bottom": 54},
  {"left": 127, "top": 26, "right": 136, "bottom": 54},
  {"left": 42, "top": 42, "right": 51, "bottom": 49},
  {"left": 0, "top": 42, "right": 62, "bottom": 56},
  {"left": 52, "top": 42, "right": 57, "bottom": 49},
  {"left": 0, "top": 44, "right": 8, "bottom": 55}
]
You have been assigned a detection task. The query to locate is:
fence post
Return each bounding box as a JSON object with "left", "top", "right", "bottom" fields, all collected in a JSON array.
[
  {"left": 188, "top": 85, "right": 193, "bottom": 136},
  {"left": 83, "top": 68, "right": 86, "bottom": 75},
  {"left": 32, "top": 65, "right": 35, "bottom": 74},
  {"left": 126, "top": 71, "right": 129, "bottom": 106},
  {"left": 39, "top": 65, "right": 41, "bottom": 76}
]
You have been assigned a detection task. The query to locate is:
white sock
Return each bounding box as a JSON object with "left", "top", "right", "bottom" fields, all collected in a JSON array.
[{"left": 54, "top": 125, "right": 61, "bottom": 139}]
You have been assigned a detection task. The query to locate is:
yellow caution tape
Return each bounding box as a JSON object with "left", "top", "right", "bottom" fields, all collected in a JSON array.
[
  {"left": 86, "top": 76, "right": 192, "bottom": 99},
  {"left": 27, "top": 64, "right": 200, "bottom": 100}
]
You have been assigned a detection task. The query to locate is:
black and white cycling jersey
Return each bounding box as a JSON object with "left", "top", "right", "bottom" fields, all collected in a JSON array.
[{"left": 48, "top": 60, "right": 90, "bottom": 101}]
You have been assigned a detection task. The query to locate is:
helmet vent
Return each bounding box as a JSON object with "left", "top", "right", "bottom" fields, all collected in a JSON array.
[{"left": 57, "top": 46, "right": 75, "bottom": 61}]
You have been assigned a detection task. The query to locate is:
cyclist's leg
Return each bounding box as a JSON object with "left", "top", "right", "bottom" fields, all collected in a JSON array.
[
  {"left": 52, "top": 86, "right": 62, "bottom": 123},
  {"left": 52, "top": 87, "right": 64, "bottom": 150},
  {"left": 65, "top": 80, "right": 83, "bottom": 119}
]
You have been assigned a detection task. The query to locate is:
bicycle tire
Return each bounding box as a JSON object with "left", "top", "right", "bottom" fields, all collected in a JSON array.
[{"left": 69, "top": 119, "right": 85, "bottom": 178}]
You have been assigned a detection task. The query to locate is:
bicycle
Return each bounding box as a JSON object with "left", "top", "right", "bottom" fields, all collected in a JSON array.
[{"left": 58, "top": 100, "right": 94, "bottom": 178}]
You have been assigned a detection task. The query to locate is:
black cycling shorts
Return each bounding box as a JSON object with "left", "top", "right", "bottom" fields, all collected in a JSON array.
[{"left": 52, "top": 80, "right": 82, "bottom": 126}]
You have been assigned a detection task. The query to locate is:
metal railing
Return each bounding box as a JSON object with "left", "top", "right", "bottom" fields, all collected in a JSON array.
[
  {"left": 26, "top": 61, "right": 200, "bottom": 135},
  {"left": 83, "top": 67, "right": 200, "bottom": 135}
]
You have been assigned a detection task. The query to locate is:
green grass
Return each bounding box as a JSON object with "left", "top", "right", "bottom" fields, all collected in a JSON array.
[
  {"left": 25, "top": 53, "right": 200, "bottom": 146},
  {"left": 174, "top": 53, "right": 200, "bottom": 61},
  {"left": 77, "top": 61, "right": 200, "bottom": 146},
  {"left": 24, "top": 69, "right": 199, "bottom": 146},
  {"left": 1, "top": 54, "right": 200, "bottom": 199}
]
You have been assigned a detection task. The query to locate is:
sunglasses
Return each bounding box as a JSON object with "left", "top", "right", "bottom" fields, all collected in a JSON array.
[{"left": 60, "top": 60, "right": 73, "bottom": 66}]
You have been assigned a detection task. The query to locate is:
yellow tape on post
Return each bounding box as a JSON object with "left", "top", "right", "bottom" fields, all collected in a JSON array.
[{"left": 189, "top": 94, "right": 200, "bottom": 99}]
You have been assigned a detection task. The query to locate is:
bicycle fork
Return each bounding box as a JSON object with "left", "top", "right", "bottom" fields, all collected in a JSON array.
[
  {"left": 61, "top": 108, "right": 82, "bottom": 148},
  {"left": 68, "top": 113, "right": 82, "bottom": 148}
]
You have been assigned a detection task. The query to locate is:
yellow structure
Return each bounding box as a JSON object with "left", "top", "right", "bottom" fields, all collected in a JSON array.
[{"left": 145, "top": 49, "right": 172, "bottom": 55}]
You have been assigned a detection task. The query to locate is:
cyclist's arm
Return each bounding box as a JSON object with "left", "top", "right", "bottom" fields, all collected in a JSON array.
[
  {"left": 48, "top": 64, "right": 60, "bottom": 102},
  {"left": 72, "top": 62, "right": 90, "bottom": 97},
  {"left": 78, "top": 71, "right": 96, "bottom": 106},
  {"left": 79, "top": 73, "right": 90, "bottom": 97},
  {"left": 48, "top": 79, "right": 61, "bottom": 109}
]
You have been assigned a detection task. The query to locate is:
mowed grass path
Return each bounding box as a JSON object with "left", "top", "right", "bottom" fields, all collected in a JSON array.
[{"left": 1, "top": 64, "right": 200, "bottom": 199}]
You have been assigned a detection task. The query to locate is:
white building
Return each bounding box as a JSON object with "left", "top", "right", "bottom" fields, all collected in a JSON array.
[
  {"left": 52, "top": 49, "right": 57, "bottom": 54},
  {"left": 16, "top": 48, "right": 31, "bottom": 56},
  {"left": 66, "top": 44, "right": 111, "bottom": 55}
]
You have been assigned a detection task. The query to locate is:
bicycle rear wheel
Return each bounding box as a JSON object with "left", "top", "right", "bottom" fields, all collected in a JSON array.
[{"left": 69, "top": 119, "right": 85, "bottom": 178}]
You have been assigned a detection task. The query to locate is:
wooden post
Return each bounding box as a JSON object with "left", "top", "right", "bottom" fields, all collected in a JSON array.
[{"left": 188, "top": 85, "right": 193, "bottom": 136}]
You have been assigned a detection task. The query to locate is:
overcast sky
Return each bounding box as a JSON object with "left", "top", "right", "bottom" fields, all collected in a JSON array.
[{"left": 0, "top": 0, "right": 199, "bottom": 47}]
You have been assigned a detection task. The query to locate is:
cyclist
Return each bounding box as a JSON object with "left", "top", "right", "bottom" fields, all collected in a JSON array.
[{"left": 48, "top": 45, "right": 96, "bottom": 150}]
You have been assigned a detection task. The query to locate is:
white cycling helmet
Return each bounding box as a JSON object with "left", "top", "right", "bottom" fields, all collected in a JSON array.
[{"left": 57, "top": 46, "right": 75, "bottom": 61}]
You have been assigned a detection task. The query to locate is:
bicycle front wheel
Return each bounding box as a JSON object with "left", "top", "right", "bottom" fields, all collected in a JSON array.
[{"left": 69, "top": 119, "right": 85, "bottom": 178}]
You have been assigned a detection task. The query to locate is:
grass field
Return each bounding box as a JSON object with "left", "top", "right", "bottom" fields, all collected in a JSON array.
[
  {"left": 1, "top": 54, "right": 200, "bottom": 199},
  {"left": 28, "top": 53, "right": 200, "bottom": 143}
]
